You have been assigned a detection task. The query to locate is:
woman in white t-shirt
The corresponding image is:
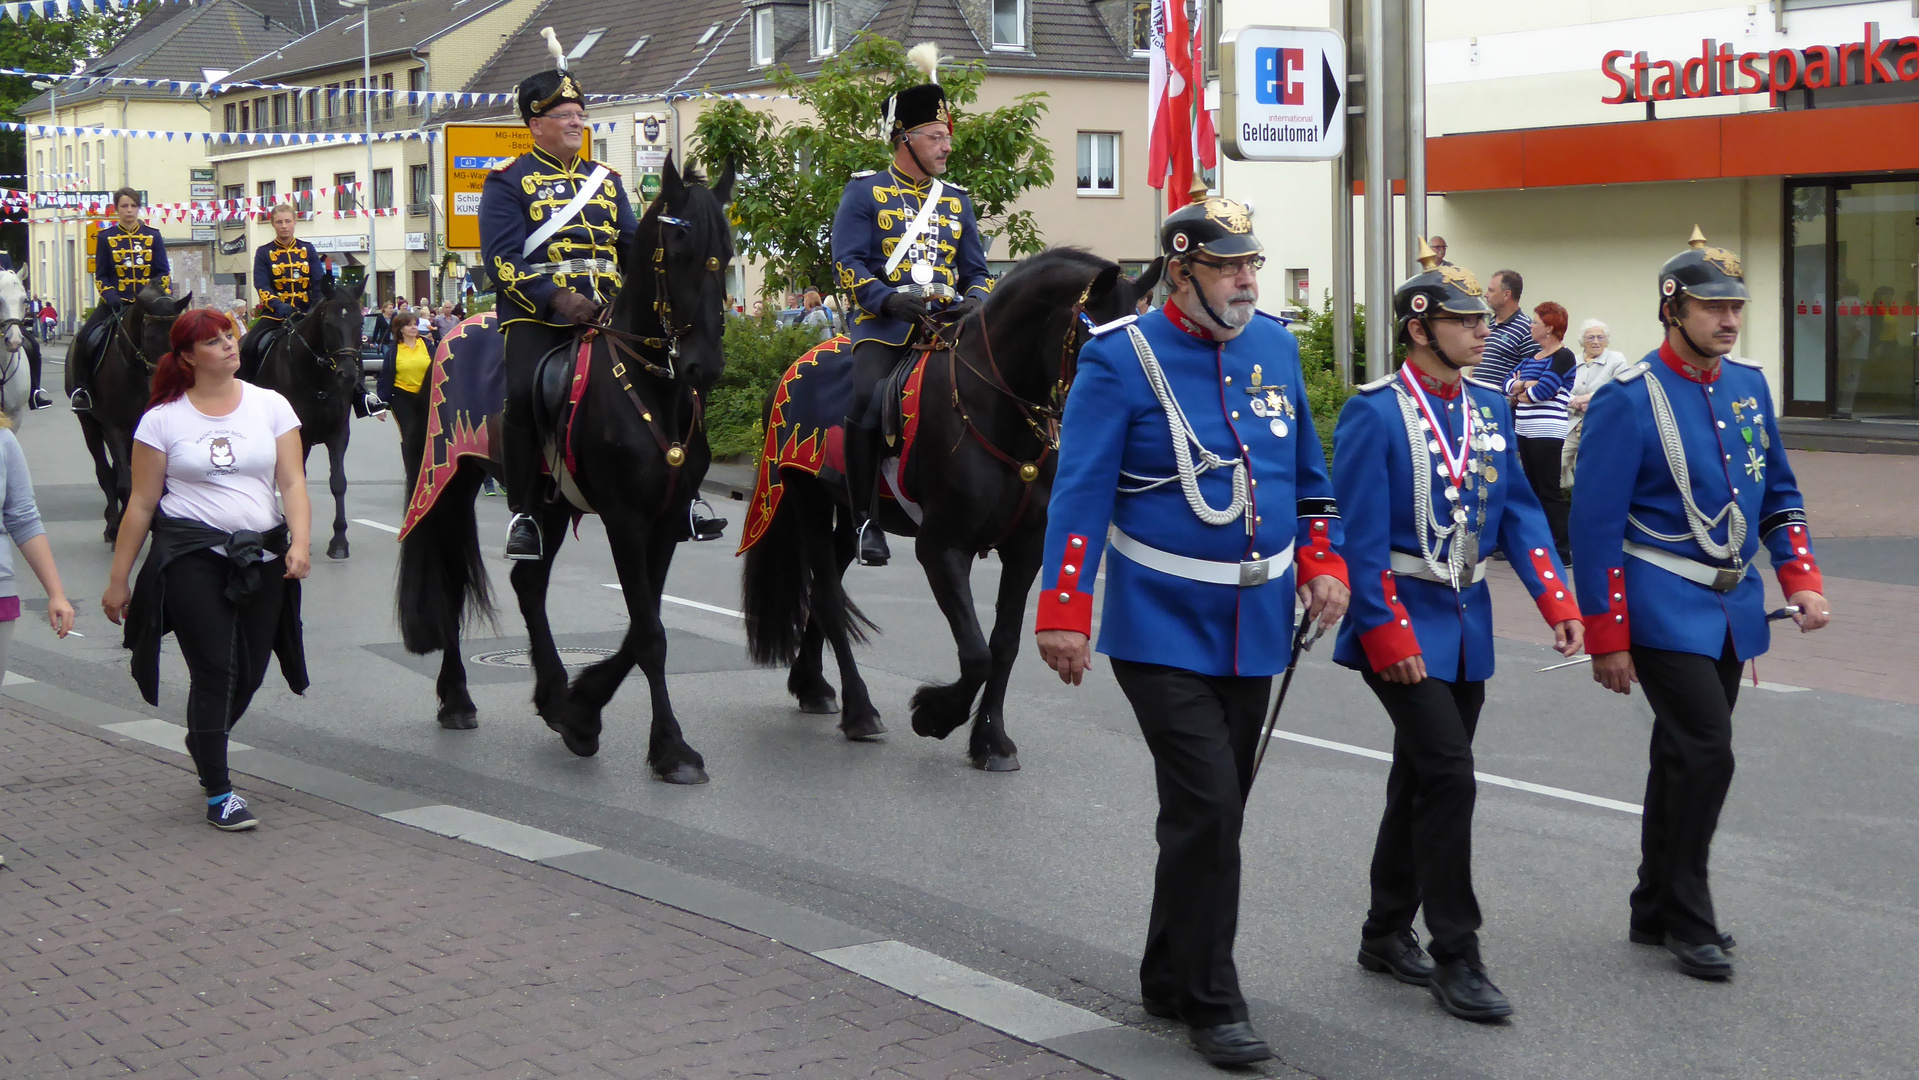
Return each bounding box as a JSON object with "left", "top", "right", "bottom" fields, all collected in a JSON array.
[{"left": 101, "top": 308, "right": 312, "bottom": 833}]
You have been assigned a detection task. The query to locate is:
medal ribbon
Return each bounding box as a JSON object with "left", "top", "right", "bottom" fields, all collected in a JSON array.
[{"left": 1399, "top": 366, "right": 1472, "bottom": 491}]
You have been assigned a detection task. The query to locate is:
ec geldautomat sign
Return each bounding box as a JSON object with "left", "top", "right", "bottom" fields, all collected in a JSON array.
[
  {"left": 1219, "top": 26, "right": 1345, "bottom": 162},
  {"left": 1601, "top": 22, "right": 1919, "bottom": 105}
]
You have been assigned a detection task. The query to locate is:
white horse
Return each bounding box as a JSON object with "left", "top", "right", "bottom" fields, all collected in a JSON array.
[{"left": 0, "top": 271, "right": 37, "bottom": 427}]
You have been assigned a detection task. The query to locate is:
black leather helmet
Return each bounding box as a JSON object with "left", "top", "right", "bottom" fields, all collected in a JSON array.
[
  {"left": 1395, "top": 239, "right": 1492, "bottom": 327},
  {"left": 1161, "top": 196, "right": 1263, "bottom": 260},
  {"left": 1659, "top": 226, "right": 1747, "bottom": 322}
]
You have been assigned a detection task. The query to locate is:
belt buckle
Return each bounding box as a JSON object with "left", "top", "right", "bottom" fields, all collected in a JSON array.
[
  {"left": 1238, "top": 559, "right": 1269, "bottom": 588},
  {"left": 1711, "top": 563, "right": 1744, "bottom": 592}
]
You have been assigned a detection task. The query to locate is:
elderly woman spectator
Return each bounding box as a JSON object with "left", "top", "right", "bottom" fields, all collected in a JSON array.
[
  {"left": 1560, "top": 318, "right": 1630, "bottom": 488},
  {"left": 800, "top": 289, "right": 835, "bottom": 339},
  {"left": 1505, "top": 300, "right": 1576, "bottom": 564}
]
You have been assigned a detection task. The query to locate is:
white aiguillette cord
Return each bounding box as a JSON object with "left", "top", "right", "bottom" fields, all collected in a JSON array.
[{"left": 1398, "top": 366, "right": 1471, "bottom": 489}]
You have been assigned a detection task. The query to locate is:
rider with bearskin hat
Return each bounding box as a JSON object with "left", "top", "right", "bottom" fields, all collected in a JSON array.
[
  {"left": 830, "top": 42, "right": 991, "bottom": 566},
  {"left": 480, "top": 28, "right": 638, "bottom": 560}
]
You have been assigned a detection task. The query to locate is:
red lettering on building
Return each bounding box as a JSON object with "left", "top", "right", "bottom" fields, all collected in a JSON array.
[{"left": 1600, "top": 22, "right": 1919, "bottom": 105}]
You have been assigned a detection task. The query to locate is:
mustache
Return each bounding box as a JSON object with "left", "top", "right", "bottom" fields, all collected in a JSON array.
[{"left": 1226, "top": 290, "right": 1256, "bottom": 305}]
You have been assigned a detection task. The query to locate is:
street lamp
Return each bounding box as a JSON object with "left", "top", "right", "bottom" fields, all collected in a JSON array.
[
  {"left": 339, "top": 0, "right": 376, "bottom": 303},
  {"left": 30, "top": 79, "right": 64, "bottom": 333}
]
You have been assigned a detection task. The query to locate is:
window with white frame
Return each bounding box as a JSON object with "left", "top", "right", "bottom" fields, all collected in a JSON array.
[
  {"left": 1130, "top": 1, "right": 1151, "bottom": 56},
  {"left": 991, "top": 0, "right": 1023, "bottom": 49},
  {"left": 752, "top": 7, "right": 776, "bottom": 66},
  {"left": 96, "top": 141, "right": 105, "bottom": 187},
  {"left": 812, "top": 0, "right": 835, "bottom": 56},
  {"left": 1077, "top": 132, "right": 1118, "bottom": 195}
]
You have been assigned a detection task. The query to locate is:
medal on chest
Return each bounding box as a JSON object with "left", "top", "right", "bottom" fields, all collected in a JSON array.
[
  {"left": 1243, "top": 365, "right": 1294, "bottom": 438},
  {"left": 910, "top": 259, "right": 934, "bottom": 285}
]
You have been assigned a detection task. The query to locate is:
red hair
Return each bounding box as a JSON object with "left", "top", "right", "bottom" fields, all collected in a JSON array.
[
  {"left": 1533, "top": 301, "right": 1568, "bottom": 340},
  {"left": 148, "top": 308, "right": 238, "bottom": 407}
]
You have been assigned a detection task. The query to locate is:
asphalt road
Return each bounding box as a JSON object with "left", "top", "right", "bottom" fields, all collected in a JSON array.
[{"left": 10, "top": 381, "right": 1919, "bottom": 1080}]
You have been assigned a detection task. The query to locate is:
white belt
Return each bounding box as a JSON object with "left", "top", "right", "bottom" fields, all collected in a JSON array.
[
  {"left": 894, "top": 282, "right": 957, "bottom": 300},
  {"left": 527, "top": 258, "right": 618, "bottom": 275},
  {"left": 1624, "top": 540, "right": 1747, "bottom": 592},
  {"left": 1390, "top": 550, "right": 1487, "bottom": 586},
  {"left": 1111, "top": 528, "right": 1293, "bottom": 587}
]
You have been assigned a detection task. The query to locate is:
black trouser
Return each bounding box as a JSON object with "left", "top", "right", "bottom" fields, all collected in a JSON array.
[
  {"left": 501, "top": 320, "right": 573, "bottom": 516},
  {"left": 1111, "top": 659, "right": 1271, "bottom": 1028},
  {"left": 1518, "top": 435, "right": 1572, "bottom": 560},
  {"left": 1629, "top": 635, "right": 1742, "bottom": 946},
  {"left": 843, "top": 339, "right": 910, "bottom": 515},
  {"left": 164, "top": 550, "right": 287, "bottom": 798},
  {"left": 1360, "top": 668, "right": 1488, "bottom": 965},
  {"left": 391, "top": 386, "right": 427, "bottom": 498}
]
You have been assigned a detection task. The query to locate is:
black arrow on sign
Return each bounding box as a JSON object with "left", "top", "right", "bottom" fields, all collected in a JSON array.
[{"left": 1322, "top": 51, "right": 1342, "bottom": 137}]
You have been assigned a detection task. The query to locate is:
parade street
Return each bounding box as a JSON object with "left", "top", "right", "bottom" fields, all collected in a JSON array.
[{"left": 6, "top": 361, "right": 1919, "bottom": 1080}]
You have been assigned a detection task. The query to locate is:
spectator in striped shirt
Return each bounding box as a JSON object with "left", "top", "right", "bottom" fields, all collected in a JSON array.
[
  {"left": 1506, "top": 301, "right": 1575, "bottom": 563},
  {"left": 1469, "top": 270, "right": 1531, "bottom": 390}
]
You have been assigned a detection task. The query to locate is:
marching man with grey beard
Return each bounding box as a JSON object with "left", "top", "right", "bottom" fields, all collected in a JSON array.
[{"left": 1036, "top": 195, "right": 1350, "bottom": 1067}]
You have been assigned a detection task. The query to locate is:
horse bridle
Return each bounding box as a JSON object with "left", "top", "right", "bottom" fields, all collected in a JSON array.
[
  {"left": 953, "top": 282, "right": 1096, "bottom": 455},
  {"left": 287, "top": 313, "right": 360, "bottom": 385},
  {"left": 117, "top": 304, "right": 181, "bottom": 374}
]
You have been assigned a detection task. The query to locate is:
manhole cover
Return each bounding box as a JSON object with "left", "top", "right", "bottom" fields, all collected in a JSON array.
[{"left": 471, "top": 647, "right": 618, "bottom": 669}]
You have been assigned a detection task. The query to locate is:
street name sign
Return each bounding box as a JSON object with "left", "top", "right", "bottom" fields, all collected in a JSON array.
[{"left": 1219, "top": 26, "right": 1346, "bottom": 162}]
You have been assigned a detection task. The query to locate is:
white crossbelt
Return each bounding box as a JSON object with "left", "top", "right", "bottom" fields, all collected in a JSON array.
[
  {"left": 1111, "top": 528, "right": 1293, "bottom": 588},
  {"left": 1390, "top": 550, "right": 1487, "bottom": 586},
  {"left": 527, "top": 258, "right": 618, "bottom": 275},
  {"left": 1624, "top": 540, "right": 1748, "bottom": 592},
  {"left": 883, "top": 178, "right": 945, "bottom": 277},
  {"left": 522, "top": 164, "right": 611, "bottom": 259}
]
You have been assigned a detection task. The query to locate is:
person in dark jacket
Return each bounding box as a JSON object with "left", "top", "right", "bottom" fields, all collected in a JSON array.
[
  {"left": 375, "top": 315, "right": 434, "bottom": 497},
  {"left": 101, "top": 307, "right": 310, "bottom": 832}
]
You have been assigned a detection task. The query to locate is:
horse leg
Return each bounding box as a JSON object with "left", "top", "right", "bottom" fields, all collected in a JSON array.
[
  {"left": 810, "top": 498, "right": 882, "bottom": 740},
  {"left": 600, "top": 503, "right": 707, "bottom": 782},
  {"left": 434, "top": 589, "right": 478, "bottom": 730},
  {"left": 908, "top": 540, "right": 992, "bottom": 744},
  {"left": 512, "top": 503, "right": 575, "bottom": 742},
  {"left": 966, "top": 532, "right": 1040, "bottom": 772},
  {"left": 79, "top": 416, "right": 117, "bottom": 542},
  {"left": 325, "top": 431, "right": 351, "bottom": 560},
  {"left": 788, "top": 615, "right": 837, "bottom": 714},
  {"left": 109, "top": 429, "right": 134, "bottom": 542}
]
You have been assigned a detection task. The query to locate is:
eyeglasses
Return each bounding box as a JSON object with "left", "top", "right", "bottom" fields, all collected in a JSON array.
[
  {"left": 1428, "top": 314, "right": 1487, "bottom": 329},
  {"left": 908, "top": 132, "right": 953, "bottom": 146},
  {"left": 1186, "top": 254, "right": 1267, "bottom": 276},
  {"left": 541, "top": 109, "right": 589, "bottom": 123}
]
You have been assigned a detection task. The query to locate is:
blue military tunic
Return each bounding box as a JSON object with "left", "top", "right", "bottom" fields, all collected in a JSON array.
[
  {"left": 1331, "top": 366, "right": 1581, "bottom": 681},
  {"left": 1036, "top": 301, "right": 1348, "bottom": 677},
  {"left": 93, "top": 222, "right": 169, "bottom": 304},
  {"left": 480, "top": 147, "right": 639, "bottom": 328},
  {"left": 1570, "top": 342, "right": 1822, "bottom": 661},
  {"left": 252, "top": 237, "right": 324, "bottom": 318},
  {"left": 830, "top": 166, "right": 990, "bottom": 348}
]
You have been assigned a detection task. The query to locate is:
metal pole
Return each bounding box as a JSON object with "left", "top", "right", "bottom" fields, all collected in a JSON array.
[
  {"left": 1332, "top": 0, "right": 1354, "bottom": 386},
  {"left": 1404, "top": 0, "right": 1426, "bottom": 276},
  {"left": 1363, "top": 0, "right": 1391, "bottom": 381},
  {"left": 362, "top": 4, "right": 376, "bottom": 304}
]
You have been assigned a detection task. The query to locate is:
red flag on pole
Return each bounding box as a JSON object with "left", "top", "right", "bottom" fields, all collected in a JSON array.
[
  {"left": 1191, "top": 1, "right": 1216, "bottom": 173},
  {"left": 1147, "top": 0, "right": 1195, "bottom": 200}
]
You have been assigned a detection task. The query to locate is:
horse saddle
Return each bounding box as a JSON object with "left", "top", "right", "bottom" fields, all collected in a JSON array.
[
  {"left": 874, "top": 352, "right": 920, "bottom": 449},
  {"left": 530, "top": 336, "right": 581, "bottom": 446}
]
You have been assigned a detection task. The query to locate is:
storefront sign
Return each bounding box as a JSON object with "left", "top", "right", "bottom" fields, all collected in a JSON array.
[
  {"left": 308, "top": 234, "right": 367, "bottom": 253},
  {"left": 218, "top": 235, "right": 247, "bottom": 255},
  {"left": 1218, "top": 26, "right": 1346, "bottom": 162},
  {"left": 192, "top": 227, "right": 215, "bottom": 241},
  {"left": 189, "top": 168, "right": 215, "bottom": 201},
  {"left": 405, "top": 232, "right": 427, "bottom": 251},
  {"left": 443, "top": 123, "right": 537, "bottom": 250},
  {"left": 1602, "top": 22, "right": 1919, "bottom": 105}
]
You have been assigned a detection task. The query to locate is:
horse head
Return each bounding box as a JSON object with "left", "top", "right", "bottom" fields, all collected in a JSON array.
[
  {"left": 619, "top": 152, "right": 736, "bottom": 392},
  {"left": 0, "top": 270, "right": 28, "bottom": 353},
  {"left": 973, "top": 249, "right": 1165, "bottom": 404},
  {"left": 301, "top": 278, "right": 368, "bottom": 392},
  {"left": 134, "top": 286, "right": 193, "bottom": 367}
]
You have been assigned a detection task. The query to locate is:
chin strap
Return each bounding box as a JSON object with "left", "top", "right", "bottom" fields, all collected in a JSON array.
[
  {"left": 1175, "top": 260, "right": 1236, "bottom": 335},
  {"left": 1414, "top": 318, "right": 1470, "bottom": 372},
  {"left": 901, "top": 137, "right": 936, "bottom": 185},
  {"left": 1664, "top": 300, "right": 1719, "bottom": 364}
]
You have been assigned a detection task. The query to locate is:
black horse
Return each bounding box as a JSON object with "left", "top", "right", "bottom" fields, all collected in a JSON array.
[
  {"left": 78, "top": 286, "right": 193, "bottom": 541},
  {"left": 396, "top": 156, "right": 735, "bottom": 784},
  {"left": 741, "top": 248, "right": 1162, "bottom": 771},
  {"left": 250, "top": 282, "right": 369, "bottom": 560}
]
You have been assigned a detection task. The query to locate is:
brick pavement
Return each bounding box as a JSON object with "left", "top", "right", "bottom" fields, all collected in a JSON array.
[{"left": 0, "top": 706, "right": 1113, "bottom": 1080}]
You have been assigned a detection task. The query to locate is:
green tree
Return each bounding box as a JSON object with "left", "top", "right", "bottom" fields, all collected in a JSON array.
[
  {"left": 1291, "top": 290, "right": 1367, "bottom": 462},
  {"left": 691, "top": 35, "right": 1052, "bottom": 299}
]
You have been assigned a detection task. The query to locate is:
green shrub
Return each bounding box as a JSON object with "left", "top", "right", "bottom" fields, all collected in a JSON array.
[
  {"left": 1289, "top": 292, "right": 1371, "bottom": 463},
  {"left": 710, "top": 313, "right": 832, "bottom": 459}
]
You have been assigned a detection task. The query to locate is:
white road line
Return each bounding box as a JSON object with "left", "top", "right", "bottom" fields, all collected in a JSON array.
[
  {"left": 1754, "top": 681, "right": 1810, "bottom": 693},
  {"left": 353, "top": 518, "right": 401, "bottom": 534},
  {"left": 1267, "top": 729, "right": 1643, "bottom": 815},
  {"left": 601, "top": 583, "right": 745, "bottom": 620}
]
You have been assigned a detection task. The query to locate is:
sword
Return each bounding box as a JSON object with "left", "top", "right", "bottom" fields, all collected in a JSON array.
[
  {"left": 1537, "top": 607, "right": 1801, "bottom": 672},
  {"left": 1251, "top": 614, "right": 1324, "bottom": 787}
]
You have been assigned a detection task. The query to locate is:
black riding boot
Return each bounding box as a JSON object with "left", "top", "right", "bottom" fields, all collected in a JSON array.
[
  {"left": 501, "top": 415, "right": 544, "bottom": 561},
  {"left": 68, "top": 328, "right": 99, "bottom": 412},
  {"left": 27, "top": 345, "right": 49, "bottom": 410},
  {"left": 842, "top": 420, "right": 890, "bottom": 566}
]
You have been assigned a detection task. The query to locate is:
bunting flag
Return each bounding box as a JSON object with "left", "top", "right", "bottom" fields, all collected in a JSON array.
[{"left": 6, "top": 120, "right": 618, "bottom": 144}]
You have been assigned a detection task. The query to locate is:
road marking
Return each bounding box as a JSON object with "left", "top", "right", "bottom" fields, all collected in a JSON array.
[
  {"left": 1267, "top": 729, "right": 1643, "bottom": 815},
  {"left": 601, "top": 583, "right": 745, "bottom": 620},
  {"left": 1753, "top": 681, "right": 1810, "bottom": 693},
  {"left": 101, "top": 718, "right": 252, "bottom": 754},
  {"left": 353, "top": 518, "right": 401, "bottom": 534},
  {"left": 382, "top": 804, "right": 600, "bottom": 861},
  {"left": 2, "top": 672, "right": 33, "bottom": 685},
  {"left": 815, "top": 940, "right": 1114, "bottom": 1043}
]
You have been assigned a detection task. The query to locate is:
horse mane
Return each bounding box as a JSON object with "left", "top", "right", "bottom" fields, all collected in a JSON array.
[{"left": 980, "top": 247, "right": 1112, "bottom": 319}]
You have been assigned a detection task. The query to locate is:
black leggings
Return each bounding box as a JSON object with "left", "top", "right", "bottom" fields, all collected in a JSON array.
[
  {"left": 165, "top": 550, "right": 287, "bottom": 797},
  {"left": 1518, "top": 435, "right": 1571, "bottom": 560},
  {"left": 391, "top": 387, "right": 427, "bottom": 498}
]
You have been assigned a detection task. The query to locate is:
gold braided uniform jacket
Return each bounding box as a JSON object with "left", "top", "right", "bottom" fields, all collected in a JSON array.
[
  {"left": 93, "top": 222, "right": 170, "bottom": 304},
  {"left": 479, "top": 147, "right": 639, "bottom": 328},
  {"left": 252, "top": 237, "right": 325, "bottom": 319}
]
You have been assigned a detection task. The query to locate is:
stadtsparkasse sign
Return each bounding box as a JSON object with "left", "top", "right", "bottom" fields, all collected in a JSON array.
[{"left": 1601, "top": 22, "right": 1919, "bottom": 105}]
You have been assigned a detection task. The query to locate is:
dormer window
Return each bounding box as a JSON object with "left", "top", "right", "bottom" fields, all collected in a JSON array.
[
  {"left": 696, "top": 23, "right": 720, "bottom": 46},
  {"left": 812, "top": 0, "right": 835, "bottom": 57},
  {"left": 752, "top": 7, "right": 776, "bottom": 67},
  {"left": 623, "top": 34, "right": 651, "bottom": 60},
  {"left": 991, "top": 0, "right": 1024, "bottom": 49},
  {"left": 568, "top": 28, "right": 606, "bottom": 61}
]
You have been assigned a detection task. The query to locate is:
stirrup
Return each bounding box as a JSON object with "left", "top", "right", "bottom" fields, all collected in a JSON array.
[
  {"left": 28, "top": 389, "right": 52, "bottom": 411},
  {"left": 688, "top": 499, "right": 728, "bottom": 542},
  {"left": 856, "top": 519, "right": 890, "bottom": 566},
  {"left": 69, "top": 388, "right": 92, "bottom": 413},
  {"left": 505, "top": 513, "right": 543, "bottom": 561}
]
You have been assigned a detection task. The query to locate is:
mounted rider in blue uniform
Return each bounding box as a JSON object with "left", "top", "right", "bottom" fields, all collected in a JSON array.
[
  {"left": 1569, "top": 227, "right": 1833, "bottom": 981},
  {"left": 70, "top": 187, "right": 169, "bottom": 412},
  {"left": 830, "top": 42, "right": 990, "bottom": 566},
  {"left": 479, "top": 27, "right": 638, "bottom": 560}
]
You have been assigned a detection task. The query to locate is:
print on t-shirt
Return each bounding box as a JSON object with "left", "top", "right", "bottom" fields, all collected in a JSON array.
[{"left": 209, "top": 436, "right": 237, "bottom": 473}]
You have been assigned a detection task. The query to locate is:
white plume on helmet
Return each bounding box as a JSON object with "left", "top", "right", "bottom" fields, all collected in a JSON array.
[
  {"left": 906, "top": 42, "right": 941, "bottom": 83},
  {"left": 542, "top": 26, "right": 566, "bottom": 72}
]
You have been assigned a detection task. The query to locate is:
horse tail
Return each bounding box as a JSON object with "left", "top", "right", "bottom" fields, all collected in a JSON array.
[
  {"left": 741, "top": 465, "right": 812, "bottom": 666},
  {"left": 397, "top": 460, "right": 496, "bottom": 654}
]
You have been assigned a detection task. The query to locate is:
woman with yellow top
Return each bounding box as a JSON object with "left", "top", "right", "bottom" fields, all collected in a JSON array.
[{"left": 376, "top": 317, "right": 434, "bottom": 497}]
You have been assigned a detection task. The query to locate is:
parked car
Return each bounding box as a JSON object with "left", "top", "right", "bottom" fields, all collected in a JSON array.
[{"left": 360, "top": 313, "right": 386, "bottom": 373}]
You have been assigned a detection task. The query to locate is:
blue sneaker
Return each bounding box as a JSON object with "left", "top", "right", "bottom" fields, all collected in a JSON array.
[{"left": 206, "top": 793, "right": 258, "bottom": 831}]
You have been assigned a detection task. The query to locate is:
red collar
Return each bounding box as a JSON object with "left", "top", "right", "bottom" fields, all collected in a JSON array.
[
  {"left": 1161, "top": 297, "right": 1215, "bottom": 341},
  {"left": 1400, "top": 362, "right": 1463, "bottom": 400},
  {"left": 1658, "top": 339, "right": 1722, "bottom": 384}
]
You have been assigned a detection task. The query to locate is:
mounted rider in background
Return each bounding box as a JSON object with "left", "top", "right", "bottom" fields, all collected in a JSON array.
[
  {"left": 240, "top": 203, "right": 324, "bottom": 383},
  {"left": 830, "top": 41, "right": 990, "bottom": 566},
  {"left": 70, "top": 187, "right": 169, "bottom": 412}
]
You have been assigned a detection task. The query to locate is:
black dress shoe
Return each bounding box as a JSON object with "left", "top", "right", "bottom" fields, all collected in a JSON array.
[
  {"left": 505, "top": 513, "right": 543, "bottom": 561},
  {"left": 1428, "top": 959, "right": 1513, "bottom": 1021},
  {"left": 1188, "top": 1021, "right": 1273, "bottom": 1067},
  {"left": 69, "top": 388, "right": 91, "bottom": 413},
  {"left": 1141, "top": 994, "right": 1179, "bottom": 1019},
  {"left": 1631, "top": 924, "right": 1735, "bottom": 950},
  {"left": 28, "top": 388, "right": 52, "bottom": 411},
  {"left": 857, "top": 520, "right": 890, "bottom": 566},
  {"left": 1665, "top": 936, "right": 1734, "bottom": 980},
  {"left": 1357, "top": 929, "right": 1434, "bottom": 986}
]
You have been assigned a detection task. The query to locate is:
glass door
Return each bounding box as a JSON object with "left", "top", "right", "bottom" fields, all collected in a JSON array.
[{"left": 1786, "top": 176, "right": 1919, "bottom": 419}]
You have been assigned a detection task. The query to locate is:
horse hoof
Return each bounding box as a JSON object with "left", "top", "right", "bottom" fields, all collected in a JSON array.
[
  {"left": 973, "top": 752, "right": 1021, "bottom": 773},
  {"left": 798, "top": 695, "right": 841, "bottom": 715},
  {"left": 544, "top": 716, "right": 567, "bottom": 735},
  {"left": 327, "top": 539, "right": 350, "bottom": 560},
  {"left": 560, "top": 727, "right": 599, "bottom": 757},
  {"left": 437, "top": 709, "right": 478, "bottom": 730},
  {"left": 840, "top": 712, "right": 886, "bottom": 741},
  {"left": 657, "top": 762, "right": 710, "bottom": 785},
  {"left": 910, "top": 711, "right": 966, "bottom": 741}
]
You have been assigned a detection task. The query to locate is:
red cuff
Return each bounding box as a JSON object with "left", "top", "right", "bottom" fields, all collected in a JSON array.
[
  {"left": 1775, "top": 524, "right": 1824, "bottom": 598},
  {"left": 1359, "top": 570, "right": 1420, "bottom": 672},
  {"left": 1295, "top": 517, "right": 1348, "bottom": 587},
  {"left": 1035, "top": 533, "right": 1095, "bottom": 636},
  {"left": 1527, "top": 546, "right": 1581, "bottom": 626},
  {"left": 1583, "top": 564, "right": 1632, "bottom": 654}
]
